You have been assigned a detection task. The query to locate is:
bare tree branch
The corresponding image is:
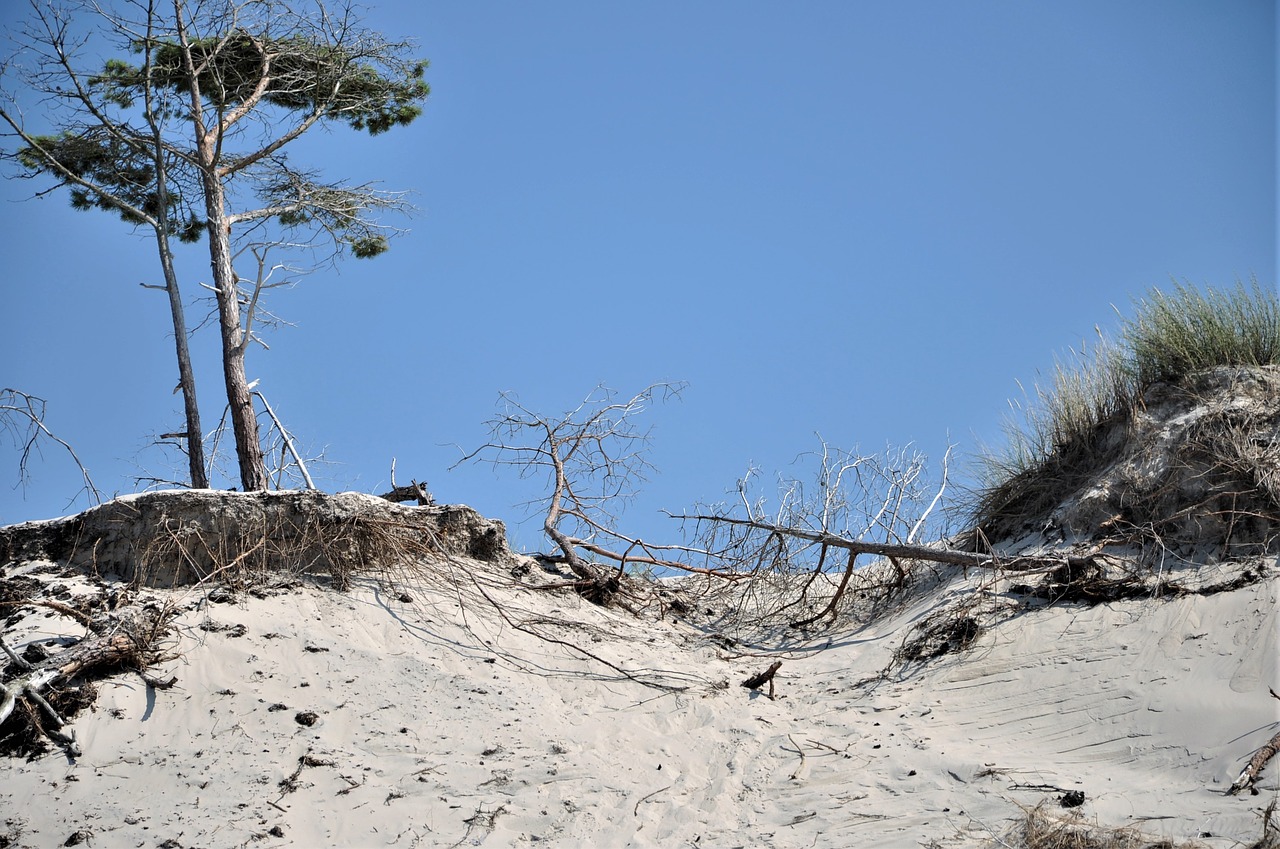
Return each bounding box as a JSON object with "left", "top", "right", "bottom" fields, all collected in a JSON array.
[
  {"left": 0, "top": 388, "right": 101, "bottom": 506},
  {"left": 455, "top": 383, "right": 686, "bottom": 601},
  {"left": 673, "top": 513, "right": 997, "bottom": 570},
  {"left": 671, "top": 440, "right": 973, "bottom": 629},
  {"left": 253, "top": 389, "right": 314, "bottom": 490}
]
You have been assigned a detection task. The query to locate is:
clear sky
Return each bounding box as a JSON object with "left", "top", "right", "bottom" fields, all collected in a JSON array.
[{"left": 1, "top": 1, "right": 1275, "bottom": 553}]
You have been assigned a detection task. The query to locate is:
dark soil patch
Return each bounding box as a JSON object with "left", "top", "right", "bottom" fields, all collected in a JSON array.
[
  {"left": 1010, "top": 562, "right": 1268, "bottom": 604},
  {"left": 896, "top": 614, "right": 982, "bottom": 663},
  {"left": 0, "top": 682, "right": 97, "bottom": 759},
  {"left": 0, "top": 575, "right": 42, "bottom": 607}
]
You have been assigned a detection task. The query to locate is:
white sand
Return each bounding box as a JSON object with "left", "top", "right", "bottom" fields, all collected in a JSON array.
[{"left": 2, "top": 553, "right": 1277, "bottom": 848}]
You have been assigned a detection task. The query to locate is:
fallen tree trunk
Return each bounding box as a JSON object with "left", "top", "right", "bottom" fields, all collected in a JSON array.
[
  {"left": 672, "top": 514, "right": 1098, "bottom": 572},
  {"left": 1, "top": 606, "right": 173, "bottom": 757}
]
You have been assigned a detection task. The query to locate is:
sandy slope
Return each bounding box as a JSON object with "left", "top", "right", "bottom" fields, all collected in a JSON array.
[{"left": 2, "top": 552, "right": 1277, "bottom": 849}]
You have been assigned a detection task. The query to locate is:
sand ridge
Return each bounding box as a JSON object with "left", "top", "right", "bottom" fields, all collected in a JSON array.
[{"left": 2, "top": 549, "right": 1276, "bottom": 848}]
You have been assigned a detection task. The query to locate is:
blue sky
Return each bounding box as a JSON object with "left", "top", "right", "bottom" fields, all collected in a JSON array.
[{"left": 1, "top": 1, "right": 1275, "bottom": 553}]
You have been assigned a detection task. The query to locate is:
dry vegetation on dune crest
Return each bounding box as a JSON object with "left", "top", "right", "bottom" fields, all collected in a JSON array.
[
  {"left": 971, "top": 280, "right": 1279, "bottom": 549},
  {"left": 955, "top": 283, "right": 1279, "bottom": 612},
  {"left": 0, "top": 492, "right": 520, "bottom": 760}
]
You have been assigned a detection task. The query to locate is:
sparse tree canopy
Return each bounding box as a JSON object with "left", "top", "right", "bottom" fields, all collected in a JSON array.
[
  {"left": 15, "top": 129, "right": 204, "bottom": 240},
  {"left": 94, "top": 30, "right": 428, "bottom": 135},
  {"left": 1, "top": 0, "right": 430, "bottom": 491}
]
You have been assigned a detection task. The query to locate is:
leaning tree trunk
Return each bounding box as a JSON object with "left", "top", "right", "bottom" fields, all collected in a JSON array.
[
  {"left": 153, "top": 221, "right": 209, "bottom": 489},
  {"left": 147, "top": 67, "right": 208, "bottom": 491},
  {"left": 204, "top": 185, "right": 267, "bottom": 492}
]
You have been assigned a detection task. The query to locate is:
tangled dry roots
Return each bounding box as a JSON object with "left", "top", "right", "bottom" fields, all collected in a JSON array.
[
  {"left": 989, "top": 803, "right": 1211, "bottom": 849},
  {"left": 0, "top": 490, "right": 513, "bottom": 589}
]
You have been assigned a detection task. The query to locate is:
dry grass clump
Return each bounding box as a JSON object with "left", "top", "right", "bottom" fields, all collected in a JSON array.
[
  {"left": 973, "top": 340, "right": 1132, "bottom": 543},
  {"left": 988, "top": 803, "right": 1210, "bottom": 849},
  {"left": 972, "top": 280, "right": 1279, "bottom": 543}
]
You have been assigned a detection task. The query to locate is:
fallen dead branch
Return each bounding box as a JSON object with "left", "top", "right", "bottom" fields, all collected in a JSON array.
[
  {"left": 633, "top": 783, "right": 673, "bottom": 816},
  {"left": 673, "top": 513, "right": 1098, "bottom": 573},
  {"left": 1229, "top": 729, "right": 1280, "bottom": 796},
  {"left": 786, "top": 734, "right": 806, "bottom": 780},
  {"left": 985, "top": 801, "right": 1211, "bottom": 849},
  {"left": 0, "top": 598, "right": 94, "bottom": 628},
  {"left": 742, "top": 660, "right": 782, "bottom": 698}
]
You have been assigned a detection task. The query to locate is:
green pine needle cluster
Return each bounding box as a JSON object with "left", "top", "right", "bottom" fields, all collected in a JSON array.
[
  {"left": 96, "top": 33, "right": 429, "bottom": 137},
  {"left": 17, "top": 131, "right": 205, "bottom": 241}
]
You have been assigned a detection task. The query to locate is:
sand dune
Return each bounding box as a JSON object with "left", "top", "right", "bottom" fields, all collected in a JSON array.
[{"left": 2, "top": 531, "right": 1275, "bottom": 848}]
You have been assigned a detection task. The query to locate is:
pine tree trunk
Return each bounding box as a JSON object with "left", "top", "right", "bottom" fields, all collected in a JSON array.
[
  {"left": 175, "top": 5, "right": 267, "bottom": 493},
  {"left": 204, "top": 184, "right": 267, "bottom": 491},
  {"left": 193, "top": 160, "right": 266, "bottom": 491},
  {"left": 156, "top": 235, "right": 209, "bottom": 489},
  {"left": 147, "top": 71, "right": 208, "bottom": 491}
]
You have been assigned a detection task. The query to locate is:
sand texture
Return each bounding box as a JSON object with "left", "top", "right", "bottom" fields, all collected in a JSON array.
[{"left": 2, "top": 527, "right": 1276, "bottom": 848}]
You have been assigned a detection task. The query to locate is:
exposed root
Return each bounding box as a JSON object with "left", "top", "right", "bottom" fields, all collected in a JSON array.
[{"left": 1, "top": 601, "right": 176, "bottom": 759}]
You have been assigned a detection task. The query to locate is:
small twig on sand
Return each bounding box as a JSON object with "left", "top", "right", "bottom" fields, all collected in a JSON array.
[
  {"left": 787, "top": 735, "right": 807, "bottom": 781},
  {"left": 633, "top": 783, "right": 673, "bottom": 816}
]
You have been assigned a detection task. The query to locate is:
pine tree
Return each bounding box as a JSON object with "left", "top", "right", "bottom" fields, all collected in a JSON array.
[{"left": 2, "top": 0, "right": 428, "bottom": 490}]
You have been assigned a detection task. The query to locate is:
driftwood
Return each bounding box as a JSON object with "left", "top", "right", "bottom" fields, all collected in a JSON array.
[
  {"left": 1229, "top": 730, "right": 1280, "bottom": 795},
  {"left": 377, "top": 481, "right": 434, "bottom": 506},
  {"left": 1229, "top": 688, "right": 1280, "bottom": 798},
  {"left": 1227, "top": 688, "right": 1280, "bottom": 795},
  {"left": 742, "top": 660, "right": 783, "bottom": 699},
  {"left": 1, "top": 606, "right": 173, "bottom": 757}
]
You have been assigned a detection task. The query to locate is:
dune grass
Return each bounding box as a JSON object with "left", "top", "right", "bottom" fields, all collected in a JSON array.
[
  {"left": 971, "top": 279, "right": 1279, "bottom": 541},
  {"left": 1126, "top": 281, "right": 1280, "bottom": 387}
]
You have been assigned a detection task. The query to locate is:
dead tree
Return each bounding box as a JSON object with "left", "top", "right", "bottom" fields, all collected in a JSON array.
[
  {"left": 675, "top": 438, "right": 1122, "bottom": 630},
  {"left": 675, "top": 440, "right": 958, "bottom": 628},
  {"left": 456, "top": 383, "right": 685, "bottom": 603}
]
